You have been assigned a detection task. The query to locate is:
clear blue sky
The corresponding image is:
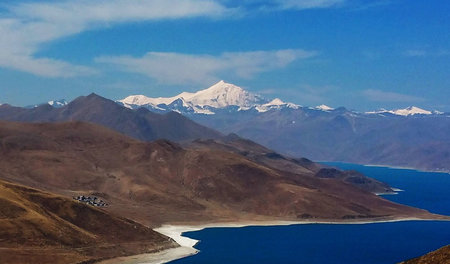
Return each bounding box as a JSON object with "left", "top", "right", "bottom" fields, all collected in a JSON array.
[{"left": 1, "top": 0, "right": 449, "bottom": 111}]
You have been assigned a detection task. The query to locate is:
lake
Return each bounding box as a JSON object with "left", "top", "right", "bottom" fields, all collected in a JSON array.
[{"left": 169, "top": 163, "right": 450, "bottom": 264}]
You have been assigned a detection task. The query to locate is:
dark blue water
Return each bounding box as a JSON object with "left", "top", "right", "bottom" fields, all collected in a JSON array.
[
  {"left": 170, "top": 164, "right": 450, "bottom": 264},
  {"left": 324, "top": 162, "right": 450, "bottom": 216}
]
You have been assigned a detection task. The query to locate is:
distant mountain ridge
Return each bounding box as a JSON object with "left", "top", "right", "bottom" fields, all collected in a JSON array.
[
  {"left": 366, "top": 106, "right": 443, "bottom": 116},
  {"left": 0, "top": 93, "right": 221, "bottom": 142},
  {"left": 118, "top": 80, "right": 301, "bottom": 114},
  {"left": 47, "top": 99, "right": 68, "bottom": 108},
  {"left": 3, "top": 83, "right": 449, "bottom": 172},
  {"left": 194, "top": 104, "right": 450, "bottom": 172},
  {"left": 0, "top": 94, "right": 399, "bottom": 194},
  {"left": 25, "top": 99, "right": 68, "bottom": 109},
  {"left": 117, "top": 80, "right": 445, "bottom": 117},
  {"left": 116, "top": 81, "right": 449, "bottom": 172}
]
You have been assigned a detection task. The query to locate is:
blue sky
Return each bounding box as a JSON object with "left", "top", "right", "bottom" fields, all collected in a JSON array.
[{"left": 0, "top": 0, "right": 449, "bottom": 111}]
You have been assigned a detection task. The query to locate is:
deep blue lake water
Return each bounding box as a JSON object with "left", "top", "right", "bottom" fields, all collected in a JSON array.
[{"left": 169, "top": 163, "right": 450, "bottom": 264}]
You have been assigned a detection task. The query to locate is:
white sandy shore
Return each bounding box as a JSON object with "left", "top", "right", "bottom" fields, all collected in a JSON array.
[
  {"left": 317, "top": 161, "right": 450, "bottom": 174},
  {"left": 99, "top": 217, "right": 432, "bottom": 264},
  {"left": 96, "top": 247, "right": 196, "bottom": 264},
  {"left": 362, "top": 164, "right": 450, "bottom": 174},
  {"left": 375, "top": 188, "right": 403, "bottom": 196}
]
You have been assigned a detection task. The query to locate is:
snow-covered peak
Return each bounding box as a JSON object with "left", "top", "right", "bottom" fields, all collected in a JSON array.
[
  {"left": 185, "top": 80, "right": 266, "bottom": 109},
  {"left": 25, "top": 99, "right": 68, "bottom": 109},
  {"left": 118, "top": 81, "right": 269, "bottom": 114},
  {"left": 267, "top": 98, "right": 285, "bottom": 105},
  {"left": 366, "top": 106, "right": 435, "bottom": 116},
  {"left": 120, "top": 94, "right": 178, "bottom": 109},
  {"left": 390, "top": 106, "right": 432, "bottom": 116},
  {"left": 315, "top": 104, "right": 334, "bottom": 111},
  {"left": 365, "top": 109, "right": 388, "bottom": 115},
  {"left": 48, "top": 99, "right": 68, "bottom": 108},
  {"left": 121, "top": 94, "right": 152, "bottom": 105},
  {"left": 256, "top": 98, "right": 300, "bottom": 112}
]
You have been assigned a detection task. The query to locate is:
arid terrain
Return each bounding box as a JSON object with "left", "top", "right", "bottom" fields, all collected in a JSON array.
[
  {"left": 187, "top": 135, "right": 395, "bottom": 194},
  {"left": 0, "top": 178, "right": 176, "bottom": 264},
  {"left": 400, "top": 245, "right": 450, "bottom": 264},
  {"left": 0, "top": 120, "right": 446, "bottom": 263},
  {"left": 0, "top": 121, "right": 441, "bottom": 223}
]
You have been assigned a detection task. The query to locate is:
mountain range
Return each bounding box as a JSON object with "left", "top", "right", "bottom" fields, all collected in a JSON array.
[
  {"left": 0, "top": 120, "right": 435, "bottom": 225},
  {"left": 0, "top": 93, "right": 400, "bottom": 195},
  {"left": 0, "top": 90, "right": 448, "bottom": 263},
  {"left": 117, "top": 81, "right": 450, "bottom": 172},
  {"left": 118, "top": 80, "right": 445, "bottom": 117},
  {"left": 118, "top": 80, "right": 301, "bottom": 115},
  {"left": 3, "top": 82, "right": 449, "bottom": 172},
  {"left": 0, "top": 93, "right": 221, "bottom": 142}
]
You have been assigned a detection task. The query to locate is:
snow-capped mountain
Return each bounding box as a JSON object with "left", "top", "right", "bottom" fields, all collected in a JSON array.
[
  {"left": 255, "top": 98, "right": 301, "bottom": 113},
  {"left": 366, "top": 106, "right": 442, "bottom": 116},
  {"left": 25, "top": 99, "right": 68, "bottom": 109},
  {"left": 118, "top": 81, "right": 446, "bottom": 117},
  {"left": 119, "top": 80, "right": 300, "bottom": 114},
  {"left": 314, "top": 104, "right": 334, "bottom": 111},
  {"left": 48, "top": 99, "right": 68, "bottom": 108}
]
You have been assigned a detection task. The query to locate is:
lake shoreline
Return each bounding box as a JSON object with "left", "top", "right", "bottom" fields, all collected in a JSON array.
[
  {"left": 97, "top": 164, "right": 450, "bottom": 264},
  {"left": 98, "top": 217, "right": 448, "bottom": 264},
  {"left": 319, "top": 161, "right": 450, "bottom": 174}
]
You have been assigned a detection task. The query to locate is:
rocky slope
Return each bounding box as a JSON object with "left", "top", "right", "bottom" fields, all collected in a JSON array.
[
  {"left": 399, "top": 245, "right": 450, "bottom": 264},
  {"left": 187, "top": 134, "right": 394, "bottom": 194},
  {"left": 0, "top": 121, "right": 439, "bottom": 226},
  {"left": 0, "top": 178, "right": 177, "bottom": 264}
]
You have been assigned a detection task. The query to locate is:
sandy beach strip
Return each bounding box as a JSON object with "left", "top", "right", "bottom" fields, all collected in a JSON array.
[
  {"left": 96, "top": 246, "right": 197, "bottom": 264},
  {"left": 96, "top": 226, "right": 203, "bottom": 264},
  {"left": 361, "top": 164, "right": 450, "bottom": 174},
  {"left": 97, "top": 217, "right": 438, "bottom": 264}
]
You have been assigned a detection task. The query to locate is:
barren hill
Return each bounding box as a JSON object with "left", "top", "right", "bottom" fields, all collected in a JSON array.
[
  {"left": 0, "top": 178, "right": 176, "bottom": 264},
  {"left": 0, "top": 121, "right": 438, "bottom": 226},
  {"left": 187, "top": 135, "right": 394, "bottom": 194}
]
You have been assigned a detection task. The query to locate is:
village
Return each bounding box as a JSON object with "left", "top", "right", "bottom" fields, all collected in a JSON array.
[{"left": 73, "top": 195, "right": 108, "bottom": 207}]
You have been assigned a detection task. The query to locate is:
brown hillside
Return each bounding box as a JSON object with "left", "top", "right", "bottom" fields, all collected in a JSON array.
[
  {"left": 188, "top": 135, "right": 394, "bottom": 194},
  {"left": 0, "top": 93, "right": 222, "bottom": 142},
  {"left": 0, "top": 178, "right": 177, "bottom": 264},
  {"left": 0, "top": 121, "right": 441, "bottom": 227},
  {"left": 400, "top": 245, "right": 450, "bottom": 264}
]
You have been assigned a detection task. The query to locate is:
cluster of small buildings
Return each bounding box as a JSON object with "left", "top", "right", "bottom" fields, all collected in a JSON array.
[{"left": 73, "top": 195, "right": 108, "bottom": 207}]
